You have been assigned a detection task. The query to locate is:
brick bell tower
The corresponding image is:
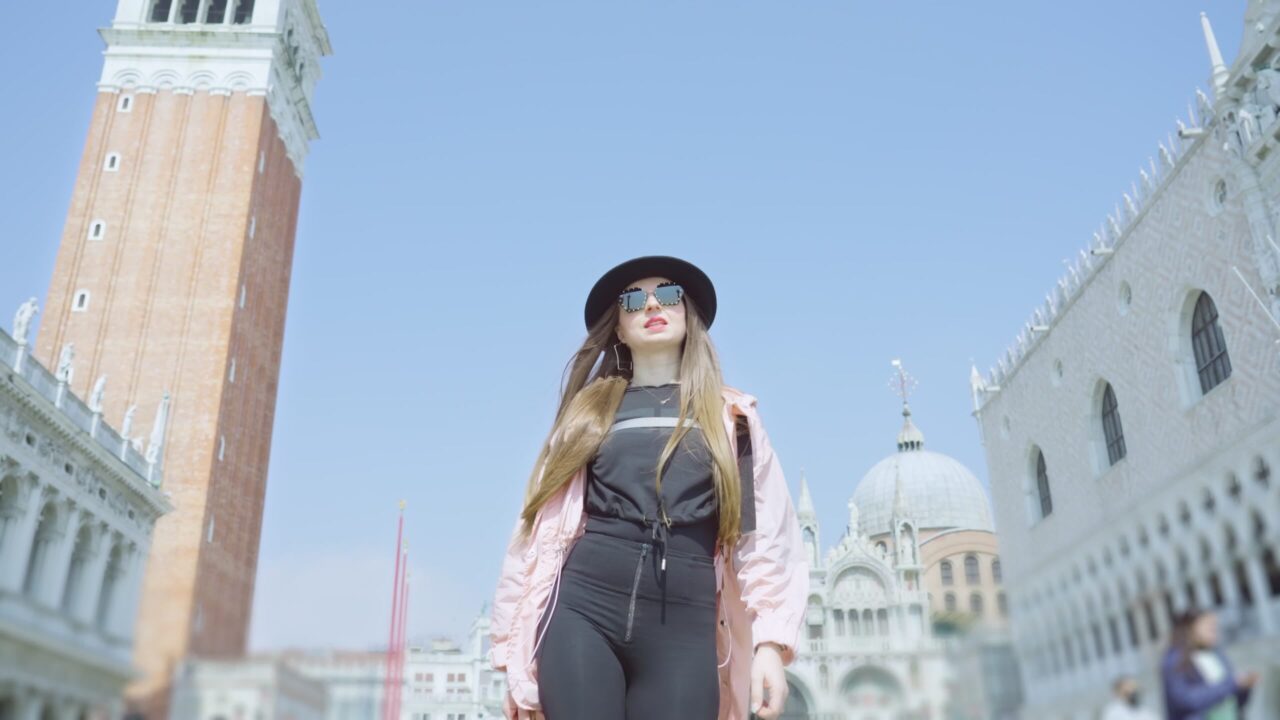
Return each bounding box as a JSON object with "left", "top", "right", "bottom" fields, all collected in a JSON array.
[{"left": 34, "top": 0, "right": 330, "bottom": 714}]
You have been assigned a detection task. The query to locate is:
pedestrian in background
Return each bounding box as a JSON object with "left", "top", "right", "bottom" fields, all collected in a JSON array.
[
  {"left": 1160, "top": 608, "right": 1258, "bottom": 720},
  {"left": 1101, "top": 675, "right": 1158, "bottom": 720}
]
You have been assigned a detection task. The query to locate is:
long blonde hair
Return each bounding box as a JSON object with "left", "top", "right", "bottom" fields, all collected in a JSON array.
[{"left": 519, "top": 295, "right": 743, "bottom": 549}]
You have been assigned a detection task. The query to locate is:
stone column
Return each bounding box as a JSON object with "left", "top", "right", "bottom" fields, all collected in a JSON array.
[
  {"left": 72, "top": 525, "right": 114, "bottom": 627},
  {"left": 40, "top": 502, "right": 83, "bottom": 609},
  {"left": 0, "top": 481, "right": 47, "bottom": 592},
  {"left": 1244, "top": 555, "right": 1275, "bottom": 633},
  {"left": 13, "top": 690, "right": 45, "bottom": 720},
  {"left": 110, "top": 544, "right": 145, "bottom": 641}
]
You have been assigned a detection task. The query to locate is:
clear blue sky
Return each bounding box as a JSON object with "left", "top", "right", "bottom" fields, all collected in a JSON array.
[{"left": 0, "top": 1, "right": 1246, "bottom": 650}]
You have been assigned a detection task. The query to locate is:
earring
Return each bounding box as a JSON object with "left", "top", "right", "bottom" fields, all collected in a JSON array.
[{"left": 612, "top": 342, "right": 633, "bottom": 372}]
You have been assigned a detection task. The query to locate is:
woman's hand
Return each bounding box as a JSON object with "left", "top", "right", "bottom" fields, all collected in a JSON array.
[
  {"left": 503, "top": 691, "right": 544, "bottom": 720},
  {"left": 750, "top": 642, "right": 789, "bottom": 720}
]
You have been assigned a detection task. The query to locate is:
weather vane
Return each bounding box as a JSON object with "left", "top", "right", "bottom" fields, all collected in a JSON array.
[{"left": 888, "top": 358, "right": 918, "bottom": 406}]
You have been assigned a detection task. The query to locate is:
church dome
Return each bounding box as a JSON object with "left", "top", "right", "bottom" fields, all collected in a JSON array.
[{"left": 850, "top": 404, "right": 993, "bottom": 537}]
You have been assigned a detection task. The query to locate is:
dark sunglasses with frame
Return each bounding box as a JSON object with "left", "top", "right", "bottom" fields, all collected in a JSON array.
[{"left": 617, "top": 282, "right": 685, "bottom": 313}]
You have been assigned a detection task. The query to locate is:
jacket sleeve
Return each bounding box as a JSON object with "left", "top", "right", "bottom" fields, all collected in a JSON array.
[
  {"left": 732, "top": 403, "right": 809, "bottom": 666},
  {"left": 1160, "top": 649, "right": 1236, "bottom": 714},
  {"left": 488, "top": 514, "right": 533, "bottom": 672}
]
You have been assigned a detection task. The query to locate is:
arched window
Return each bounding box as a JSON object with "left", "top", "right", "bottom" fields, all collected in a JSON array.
[
  {"left": 205, "top": 0, "right": 228, "bottom": 23},
  {"left": 965, "top": 554, "right": 980, "bottom": 585},
  {"left": 991, "top": 559, "right": 1003, "bottom": 583},
  {"left": 1192, "top": 292, "right": 1232, "bottom": 394},
  {"left": 232, "top": 0, "right": 255, "bottom": 24},
  {"left": 60, "top": 524, "right": 92, "bottom": 612},
  {"left": 940, "top": 560, "right": 953, "bottom": 586},
  {"left": 1101, "top": 383, "right": 1126, "bottom": 465},
  {"left": 944, "top": 592, "right": 956, "bottom": 612},
  {"left": 149, "top": 0, "right": 174, "bottom": 22},
  {"left": 997, "top": 592, "right": 1008, "bottom": 616},
  {"left": 22, "top": 502, "right": 57, "bottom": 598},
  {"left": 1036, "top": 451, "right": 1053, "bottom": 519},
  {"left": 178, "top": 0, "right": 199, "bottom": 23},
  {"left": 970, "top": 593, "right": 984, "bottom": 616},
  {"left": 97, "top": 544, "right": 123, "bottom": 630}
]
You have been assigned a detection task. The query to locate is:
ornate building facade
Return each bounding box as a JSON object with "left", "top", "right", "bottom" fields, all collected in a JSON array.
[
  {"left": 972, "top": 4, "right": 1280, "bottom": 717},
  {"left": 0, "top": 304, "right": 171, "bottom": 718},
  {"left": 784, "top": 394, "right": 1012, "bottom": 719},
  {"left": 31, "top": 1, "right": 331, "bottom": 713}
]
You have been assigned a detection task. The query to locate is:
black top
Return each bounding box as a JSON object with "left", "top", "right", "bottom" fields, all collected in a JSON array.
[{"left": 585, "top": 383, "right": 718, "bottom": 531}]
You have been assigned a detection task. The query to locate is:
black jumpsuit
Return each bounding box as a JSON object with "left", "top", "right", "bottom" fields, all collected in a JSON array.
[{"left": 535, "top": 382, "right": 721, "bottom": 719}]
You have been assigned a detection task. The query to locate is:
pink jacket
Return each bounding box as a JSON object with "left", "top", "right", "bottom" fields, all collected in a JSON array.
[{"left": 488, "top": 386, "right": 809, "bottom": 719}]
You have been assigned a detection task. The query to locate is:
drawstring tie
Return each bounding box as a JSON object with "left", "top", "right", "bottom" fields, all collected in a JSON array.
[{"left": 649, "top": 516, "right": 671, "bottom": 574}]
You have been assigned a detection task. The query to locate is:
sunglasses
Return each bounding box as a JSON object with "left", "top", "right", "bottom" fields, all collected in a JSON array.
[{"left": 618, "top": 282, "right": 684, "bottom": 313}]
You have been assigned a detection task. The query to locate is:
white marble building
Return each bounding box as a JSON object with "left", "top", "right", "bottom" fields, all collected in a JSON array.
[
  {"left": 169, "top": 656, "right": 327, "bottom": 720},
  {"left": 244, "top": 613, "right": 504, "bottom": 720},
  {"left": 784, "top": 400, "right": 1012, "bottom": 720},
  {"left": 398, "top": 614, "right": 505, "bottom": 720},
  {"left": 0, "top": 302, "right": 172, "bottom": 719},
  {"left": 972, "top": 4, "right": 1280, "bottom": 718}
]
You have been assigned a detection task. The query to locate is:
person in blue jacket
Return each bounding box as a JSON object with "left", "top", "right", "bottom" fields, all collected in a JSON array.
[{"left": 1160, "top": 608, "right": 1258, "bottom": 720}]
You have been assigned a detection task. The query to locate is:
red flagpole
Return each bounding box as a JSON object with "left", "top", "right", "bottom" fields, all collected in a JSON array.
[
  {"left": 381, "top": 502, "right": 406, "bottom": 720},
  {"left": 392, "top": 563, "right": 411, "bottom": 719}
]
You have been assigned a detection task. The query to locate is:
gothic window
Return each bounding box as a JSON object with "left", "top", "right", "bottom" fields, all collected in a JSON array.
[
  {"left": 1036, "top": 451, "right": 1053, "bottom": 519},
  {"left": 940, "top": 560, "right": 953, "bottom": 586},
  {"left": 1101, "top": 383, "right": 1126, "bottom": 465},
  {"left": 178, "top": 0, "right": 199, "bottom": 23},
  {"left": 149, "top": 0, "right": 174, "bottom": 22},
  {"left": 205, "top": 0, "right": 228, "bottom": 23},
  {"left": 964, "top": 554, "right": 979, "bottom": 585},
  {"left": 233, "top": 0, "right": 256, "bottom": 24},
  {"left": 992, "top": 559, "right": 1002, "bottom": 583},
  {"left": 97, "top": 544, "right": 123, "bottom": 629},
  {"left": 22, "top": 502, "right": 56, "bottom": 597},
  {"left": 1192, "top": 292, "right": 1231, "bottom": 394},
  {"left": 970, "top": 593, "right": 984, "bottom": 616},
  {"left": 944, "top": 592, "right": 956, "bottom": 612},
  {"left": 60, "top": 524, "right": 92, "bottom": 612}
]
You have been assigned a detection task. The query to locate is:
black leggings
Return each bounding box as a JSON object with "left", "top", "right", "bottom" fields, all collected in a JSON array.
[{"left": 534, "top": 528, "right": 720, "bottom": 719}]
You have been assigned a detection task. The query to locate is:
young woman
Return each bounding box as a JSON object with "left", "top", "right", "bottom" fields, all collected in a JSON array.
[
  {"left": 1160, "top": 608, "right": 1258, "bottom": 720},
  {"left": 487, "top": 255, "right": 808, "bottom": 720}
]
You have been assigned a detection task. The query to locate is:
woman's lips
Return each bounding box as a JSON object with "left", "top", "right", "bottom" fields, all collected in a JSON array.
[{"left": 645, "top": 319, "right": 667, "bottom": 330}]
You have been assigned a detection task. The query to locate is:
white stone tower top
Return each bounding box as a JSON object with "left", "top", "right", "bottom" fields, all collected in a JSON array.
[{"left": 100, "top": 0, "right": 332, "bottom": 172}]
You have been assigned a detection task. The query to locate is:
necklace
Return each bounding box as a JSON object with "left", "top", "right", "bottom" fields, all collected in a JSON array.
[{"left": 632, "top": 382, "right": 677, "bottom": 405}]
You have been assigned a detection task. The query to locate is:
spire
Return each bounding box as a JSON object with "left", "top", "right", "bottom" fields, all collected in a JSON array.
[
  {"left": 1201, "top": 12, "right": 1230, "bottom": 101},
  {"left": 897, "top": 404, "right": 926, "bottom": 452},
  {"left": 797, "top": 470, "right": 816, "bottom": 519},
  {"left": 145, "top": 391, "right": 170, "bottom": 486},
  {"left": 969, "top": 364, "right": 986, "bottom": 413},
  {"left": 889, "top": 358, "right": 924, "bottom": 451}
]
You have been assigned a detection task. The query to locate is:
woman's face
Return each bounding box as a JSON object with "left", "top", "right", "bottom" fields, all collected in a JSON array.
[
  {"left": 614, "top": 275, "right": 687, "bottom": 351},
  {"left": 1190, "top": 612, "right": 1219, "bottom": 648}
]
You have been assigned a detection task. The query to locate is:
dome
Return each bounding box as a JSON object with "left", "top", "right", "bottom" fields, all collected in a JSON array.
[{"left": 850, "top": 404, "right": 993, "bottom": 536}]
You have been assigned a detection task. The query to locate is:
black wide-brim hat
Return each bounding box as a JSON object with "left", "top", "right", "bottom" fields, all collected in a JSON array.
[{"left": 584, "top": 255, "right": 717, "bottom": 331}]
